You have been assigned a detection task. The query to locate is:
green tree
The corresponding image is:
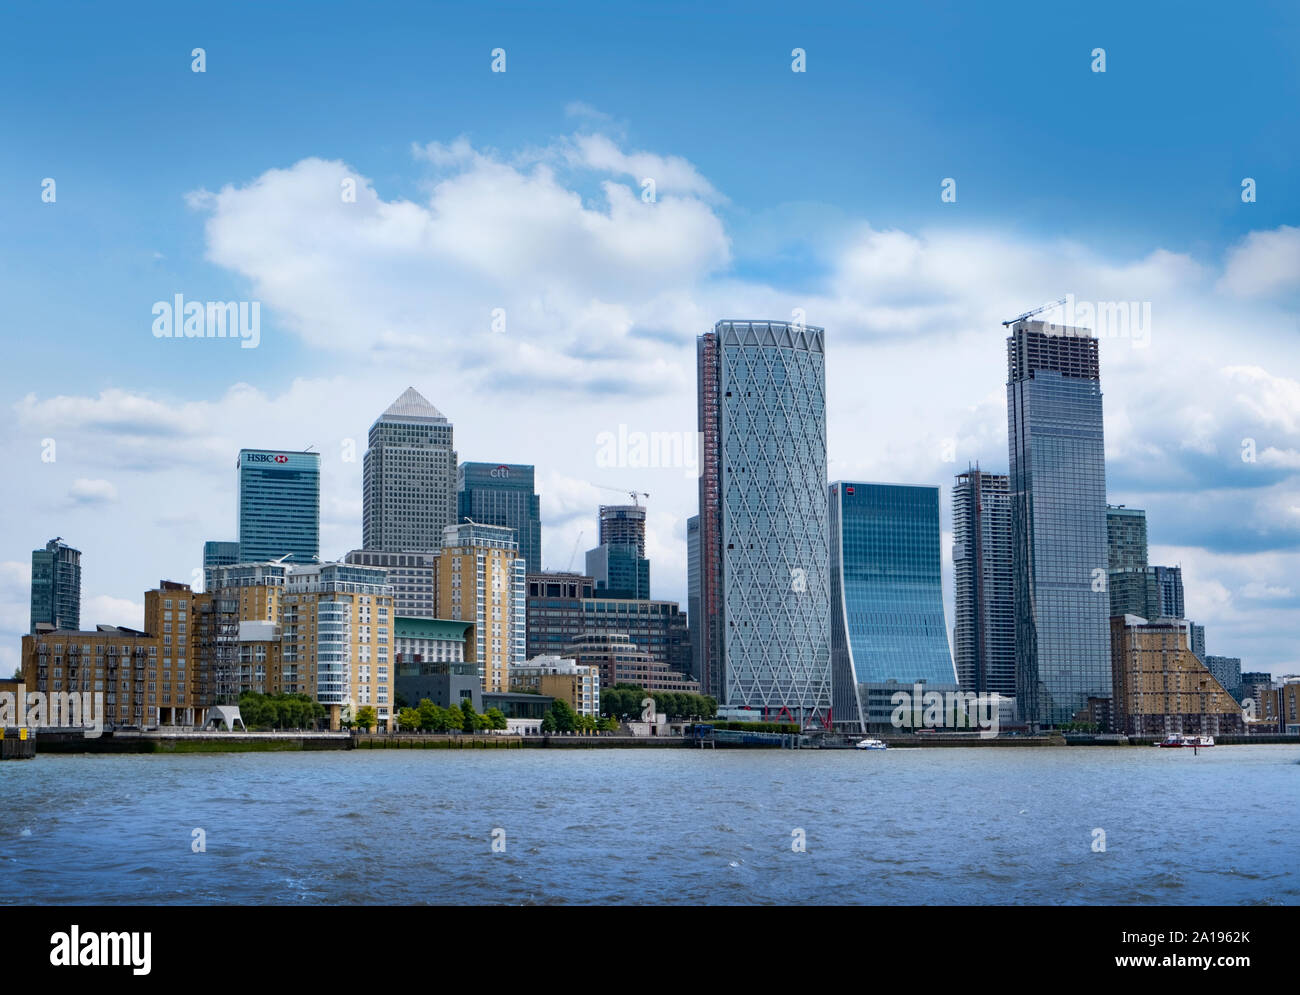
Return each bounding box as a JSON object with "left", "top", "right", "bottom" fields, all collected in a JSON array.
[
  {"left": 540, "top": 710, "right": 557, "bottom": 733},
  {"left": 355, "top": 706, "right": 378, "bottom": 732},
  {"left": 460, "top": 698, "right": 479, "bottom": 733},
  {"left": 397, "top": 707, "right": 422, "bottom": 731},
  {"left": 550, "top": 698, "right": 578, "bottom": 733},
  {"left": 485, "top": 707, "right": 508, "bottom": 731},
  {"left": 418, "top": 698, "right": 440, "bottom": 731}
]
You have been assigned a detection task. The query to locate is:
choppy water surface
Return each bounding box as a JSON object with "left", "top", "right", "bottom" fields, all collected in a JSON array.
[{"left": 2, "top": 746, "right": 1296, "bottom": 904}]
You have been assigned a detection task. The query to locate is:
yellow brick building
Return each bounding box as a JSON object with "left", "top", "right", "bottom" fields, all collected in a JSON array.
[
  {"left": 1110, "top": 614, "right": 1245, "bottom": 736},
  {"left": 436, "top": 523, "right": 525, "bottom": 695},
  {"left": 23, "top": 581, "right": 204, "bottom": 728}
]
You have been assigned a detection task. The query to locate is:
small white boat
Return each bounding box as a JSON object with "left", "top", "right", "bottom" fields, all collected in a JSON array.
[
  {"left": 855, "top": 738, "right": 888, "bottom": 751},
  {"left": 1156, "top": 734, "right": 1215, "bottom": 748}
]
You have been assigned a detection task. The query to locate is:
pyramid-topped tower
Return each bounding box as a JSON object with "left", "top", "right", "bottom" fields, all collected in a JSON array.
[{"left": 362, "top": 388, "right": 457, "bottom": 552}]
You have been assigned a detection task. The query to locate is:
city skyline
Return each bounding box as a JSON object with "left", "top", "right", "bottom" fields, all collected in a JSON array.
[{"left": 3, "top": 3, "right": 1299, "bottom": 685}]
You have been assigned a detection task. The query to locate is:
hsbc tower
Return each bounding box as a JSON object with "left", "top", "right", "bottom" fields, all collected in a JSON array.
[{"left": 238, "top": 448, "right": 321, "bottom": 563}]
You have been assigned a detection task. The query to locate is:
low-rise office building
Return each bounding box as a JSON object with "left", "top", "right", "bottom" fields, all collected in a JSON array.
[
  {"left": 563, "top": 632, "right": 700, "bottom": 694},
  {"left": 394, "top": 616, "right": 478, "bottom": 711},
  {"left": 511, "top": 655, "right": 600, "bottom": 718}
]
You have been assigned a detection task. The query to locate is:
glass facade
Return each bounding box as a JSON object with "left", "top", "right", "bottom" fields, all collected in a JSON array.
[
  {"left": 1008, "top": 322, "right": 1112, "bottom": 726},
  {"left": 457, "top": 462, "right": 541, "bottom": 574},
  {"left": 585, "top": 543, "right": 650, "bottom": 599},
  {"left": 202, "top": 540, "right": 240, "bottom": 593},
  {"left": 686, "top": 514, "right": 701, "bottom": 682},
  {"left": 952, "top": 468, "right": 1014, "bottom": 697},
  {"left": 238, "top": 449, "right": 320, "bottom": 563},
  {"left": 30, "top": 537, "right": 81, "bottom": 632},
  {"left": 702, "top": 320, "right": 831, "bottom": 722},
  {"left": 830, "top": 482, "right": 957, "bottom": 731}
]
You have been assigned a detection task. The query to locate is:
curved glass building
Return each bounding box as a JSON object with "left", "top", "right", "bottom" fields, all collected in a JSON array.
[{"left": 829, "top": 481, "right": 958, "bottom": 732}]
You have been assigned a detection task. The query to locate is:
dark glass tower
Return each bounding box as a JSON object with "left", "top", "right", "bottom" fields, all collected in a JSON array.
[
  {"left": 697, "top": 320, "right": 830, "bottom": 723},
  {"left": 830, "top": 482, "right": 957, "bottom": 732},
  {"left": 952, "top": 467, "right": 1014, "bottom": 697},
  {"left": 30, "top": 537, "right": 81, "bottom": 631},
  {"left": 1007, "top": 320, "right": 1112, "bottom": 726},
  {"left": 686, "top": 514, "right": 701, "bottom": 682},
  {"left": 585, "top": 504, "right": 650, "bottom": 599},
  {"left": 457, "top": 462, "right": 541, "bottom": 574},
  {"left": 237, "top": 449, "right": 320, "bottom": 563}
]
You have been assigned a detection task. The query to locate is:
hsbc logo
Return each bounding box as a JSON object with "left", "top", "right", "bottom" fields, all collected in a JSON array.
[
  {"left": 245, "top": 453, "right": 291, "bottom": 464},
  {"left": 275, "top": 454, "right": 289, "bottom": 463}
]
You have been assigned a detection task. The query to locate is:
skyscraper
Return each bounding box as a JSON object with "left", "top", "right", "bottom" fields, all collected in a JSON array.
[
  {"left": 457, "top": 462, "right": 541, "bottom": 574},
  {"left": 30, "top": 537, "right": 81, "bottom": 632},
  {"left": 1153, "top": 565, "right": 1185, "bottom": 619},
  {"left": 1007, "top": 319, "right": 1112, "bottom": 726},
  {"left": 362, "top": 387, "right": 457, "bottom": 553},
  {"left": 584, "top": 504, "right": 651, "bottom": 598},
  {"left": 1107, "top": 506, "right": 1158, "bottom": 618},
  {"left": 238, "top": 449, "right": 321, "bottom": 563},
  {"left": 597, "top": 504, "right": 646, "bottom": 555},
  {"left": 686, "top": 514, "right": 701, "bottom": 681},
  {"left": 952, "top": 467, "right": 1014, "bottom": 697},
  {"left": 202, "top": 540, "right": 240, "bottom": 592},
  {"left": 696, "top": 319, "right": 830, "bottom": 724},
  {"left": 830, "top": 482, "right": 958, "bottom": 732}
]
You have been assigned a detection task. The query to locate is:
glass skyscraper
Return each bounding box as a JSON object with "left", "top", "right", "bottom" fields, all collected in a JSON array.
[
  {"left": 686, "top": 514, "right": 701, "bottom": 681},
  {"left": 457, "top": 462, "right": 541, "bottom": 574},
  {"left": 1007, "top": 320, "right": 1112, "bottom": 727},
  {"left": 238, "top": 449, "right": 321, "bottom": 563},
  {"left": 202, "top": 539, "right": 240, "bottom": 592},
  {"left": 696, "top": 319, "right": 831, "bottom": 724},
  {"left": 830, "top": 482, "right": 958, "bottom": 732},
  {"left": 585, "top": 504, "right": 650, "bottom": 599},
  {"left": 363, "top": 387, "right": 457, "bottom": 553},
  {"left": 952, "top": 467, "right": 1014, "bottom": 697},
  {"left": 30, "top": 537, "right": 81, "bottom": 631}
]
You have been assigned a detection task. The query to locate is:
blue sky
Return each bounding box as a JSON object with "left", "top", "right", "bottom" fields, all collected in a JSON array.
[{"left": 2, "top": 0, "right": 1298, "bottom": 676}]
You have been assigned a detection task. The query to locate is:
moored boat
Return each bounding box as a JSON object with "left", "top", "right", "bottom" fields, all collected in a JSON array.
[{"left": 855, "top": 738, "right": 888, "bottom": 751}]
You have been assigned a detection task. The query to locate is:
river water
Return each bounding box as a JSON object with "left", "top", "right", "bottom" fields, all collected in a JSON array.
[{"left": 3, "top": 746, "right": 1296, "bottom": 904}]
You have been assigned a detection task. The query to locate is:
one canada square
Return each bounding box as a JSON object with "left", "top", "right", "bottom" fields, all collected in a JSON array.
[
  {"left": 1006, "top": 319, "right": 1112, "bottom": 726},
  {"left": 695, "top": 320, "right": 831, "bottom": 723}
]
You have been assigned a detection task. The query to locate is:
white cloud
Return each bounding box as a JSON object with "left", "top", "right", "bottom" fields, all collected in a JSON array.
[
  {"left": 83, "top": 594, "right": 144, "bottom": 631},
  {"left": 69, "top": 478, "right": 118, "bottom": 504},
  {"left": 6, "top": 126, "right": 1300, "bottom": 677},
  {"left": 1218, "top": 225, "right": 1300, "bottom": 298}
]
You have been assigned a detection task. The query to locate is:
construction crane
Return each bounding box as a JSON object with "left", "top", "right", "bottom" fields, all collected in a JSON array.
[
  {"left": 590, "top": 483, "right": 650, "bottom": 506},
  {"left": 1001, "top": 297, "right": 1067, "bottom": 327},
  {"left": 566, "top": 531, "right": 585, "bottom": 572}
]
